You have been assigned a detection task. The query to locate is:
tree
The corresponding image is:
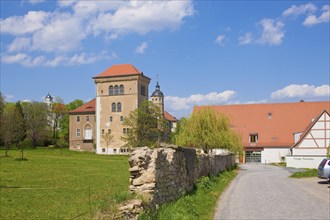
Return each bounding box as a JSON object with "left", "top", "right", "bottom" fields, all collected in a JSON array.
[
  {"left": 0, "top": 92, "right": 5, "bottom": 146},
  {"left": 12, "top": 101, "right": 26, "bottom": 145},
  {"left": 122, "top": 100, "right": 163, "bottom": 148},
  {"left": 1, "top": 105, "right": 15, "bottom": 156},
  {"left": 50, "top": 97, "right": 66, "bottom": 140},
  {"left": 175, "top": 108, "right": 243, "bottom": 154},
  {"left": 24, "top": 102, "right": 50, "bottom": 148},
  {"left": 102, "top": 130, "right": 114, "bottom": 153}
]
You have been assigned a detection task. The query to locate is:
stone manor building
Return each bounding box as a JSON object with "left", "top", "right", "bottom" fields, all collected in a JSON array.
[{"left": 69, "top": 64, "right": 177, "bottom": 154}]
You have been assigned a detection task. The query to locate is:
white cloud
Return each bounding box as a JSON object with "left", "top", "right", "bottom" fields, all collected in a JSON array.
[
  {"left": 2, "top": 52, "right": 112, "bottom": 67},
  {"left": 31, "top": 13, "right": 86, "bottom": 52},
  {"left": 257, "top": 18, "right": 285, "bottom": 45},
  {"left": 8, "top": 37, "right": 31, "bottom": 52},
  {"left": 4, "top": 94, "right": 14, "bottom": 101},
  {"left": 282, "top": 3, "right": 317, "bottom": 17},
  {"left": 90, "top": 1, "right": 195, "bottom": 35},
  {"left": 135, "top": 42, "right": 148, "bottom": 54},
  {"left": 1, "top": 1, "right": 194, "bottom": 67},
  {"left": 238, "top": 32, "right": 253, "bottom": 45},
  {"left": 215, "top": 35, "right": 226, "bottom": 45},
  {"left": 165, "top": 90, "right": 237, "bottom": 111},
  {"left": 303, "top": 5, "right": 330, "bottom": 26},
  {"left": 2, "top": 53, "right": 29, "bottom": 64},
  {"left": 28, "top": 0, "right": 45, "bottom": 4},
  {"left": 0, "top": 11, "right": 50, "bottom": 35},
  {"left": 271, "top": 84, "right": 330, "bottom": 99}
]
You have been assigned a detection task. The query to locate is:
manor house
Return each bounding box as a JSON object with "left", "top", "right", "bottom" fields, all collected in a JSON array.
[{"left": 69, "top": 64, "right": 177, "bottom": 154}]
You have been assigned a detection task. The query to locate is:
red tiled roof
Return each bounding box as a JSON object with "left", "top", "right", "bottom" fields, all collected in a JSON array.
[
  {"left": 69, "top": 99, "right": 96, "bottom": 114},
  {"left": 194, "top": 101, "right": 330, "bottom": 148},
  {"left": 164, "top": 111, "right": 178, "bottom": 122},
  {"left": 94, "top": 64, "right": 142, "bottom": 78}
]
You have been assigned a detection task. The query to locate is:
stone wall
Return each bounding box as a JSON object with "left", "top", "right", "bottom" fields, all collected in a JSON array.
[{"left": 128, "top": 144, "right": 235, "bottom": 207}]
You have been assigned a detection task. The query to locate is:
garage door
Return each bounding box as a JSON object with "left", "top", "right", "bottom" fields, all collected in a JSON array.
[{"left": 245, "top": 151, "right": 261, "bottom": 163}]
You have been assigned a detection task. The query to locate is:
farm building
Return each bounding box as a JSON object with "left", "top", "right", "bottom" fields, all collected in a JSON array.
[{"left": 195, "top": 101, "right": 330, "bottom": 166}]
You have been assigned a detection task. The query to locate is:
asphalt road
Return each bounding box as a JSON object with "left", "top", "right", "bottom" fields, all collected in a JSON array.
[{"left": 214, "top": 163, "right": 330, "bottom": 220}]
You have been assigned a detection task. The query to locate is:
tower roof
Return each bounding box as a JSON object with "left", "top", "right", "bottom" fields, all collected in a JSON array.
[
  {"left": 151, "top": 81, "right": 164, "bottom": 97},
  {"left": 45, "top": 93, "right": 53, "bottom": 100},
  {"left": 94, "top": 64, "right": 143, "bottom": 78}
]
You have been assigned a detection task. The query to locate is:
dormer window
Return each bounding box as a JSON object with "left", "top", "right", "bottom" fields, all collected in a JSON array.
[{"left": 249, "top": 133, "right": 258, "bottom": 143}]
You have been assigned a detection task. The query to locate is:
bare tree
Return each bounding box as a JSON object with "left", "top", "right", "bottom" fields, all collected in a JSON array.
[{"left": 101, "top": 130, "right": 113, "bottom": 154}]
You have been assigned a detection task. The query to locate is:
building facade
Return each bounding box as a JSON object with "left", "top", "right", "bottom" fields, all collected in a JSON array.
[
  {"left": 195, "top": 101, "right": 330, "bottom": 165},
  {"left": 69, "top": 64, "right": 177, "bottom": 154},
  {"left": 286, "top": 110, "right": 330, "bottom": 168}
]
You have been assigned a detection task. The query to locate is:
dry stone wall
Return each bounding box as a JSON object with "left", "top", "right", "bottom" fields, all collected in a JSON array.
[{"left": 128, "top": 144, "right": 235, "bottom": 207}]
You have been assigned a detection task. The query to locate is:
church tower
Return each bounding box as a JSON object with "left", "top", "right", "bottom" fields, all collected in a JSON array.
[
  {"left": 45, "top": 93, "right": 53, "bottom": 107},
  {"left": 151, "top": 81, "right": 164, "bottom": 116}
]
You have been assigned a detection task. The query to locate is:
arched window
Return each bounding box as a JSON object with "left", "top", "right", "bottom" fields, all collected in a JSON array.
[
  {"left": 112, "top": 103, "right": 116, "bottom": 112},
  {"left": 114, "top": 85, "right": 119, "bottom": 95},
  {"left": 117, "top": 102, "right": 122, "bottom": 112},
  {"left": 109, "top": 86, "right": 114, "bottom": 96},
  {"left": 119, "top": 85, "right": 124, "bottom": 95},
  {"left": 84, "top": 124, "right": 92, "bottom": 140}
]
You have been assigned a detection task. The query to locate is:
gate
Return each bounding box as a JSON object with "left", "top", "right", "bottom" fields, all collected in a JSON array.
[{"left": 245, "top": 151, "right": 261, "bottom": 163}]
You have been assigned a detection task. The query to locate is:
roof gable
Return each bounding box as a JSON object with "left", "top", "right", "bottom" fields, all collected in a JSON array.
[
  {"left": 69, "top": 99, "right": 96, "bottom": 114},
  {"left": 292, "top": 110, "right": 330, "bottom": 149},
  {"left": 164, "top": 111, "right": 177, "bottom": 122},
  {"left": 94, "top": 64, "right": 142, "bottom": 78}
]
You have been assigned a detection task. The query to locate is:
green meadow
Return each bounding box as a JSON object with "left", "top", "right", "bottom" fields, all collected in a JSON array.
[{"left": 0, "top": 148, "right": 130, "bottom": 219}]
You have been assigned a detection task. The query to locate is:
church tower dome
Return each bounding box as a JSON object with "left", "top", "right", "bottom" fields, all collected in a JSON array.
[
  {"left": 45, "top": 93, "right": 53, "bottom": 107},
  {"left": 151, "top": 81, "right": 164, "bottom": 115}
]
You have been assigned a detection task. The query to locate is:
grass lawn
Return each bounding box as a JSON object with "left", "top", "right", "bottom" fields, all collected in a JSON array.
[
  {"left": 139, "top": 170, "right": 237, "bottom": 220},
  {"left": 290, "top": 169, "right": 318, "bottom": 178},
  {"left": 0, "top": 148, "right": 130, "bottom": 219}
]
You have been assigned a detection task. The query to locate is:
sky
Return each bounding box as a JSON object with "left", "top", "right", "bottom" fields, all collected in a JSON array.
[{"left": 1, "top": 0, "right": 329, "bottom": 118}]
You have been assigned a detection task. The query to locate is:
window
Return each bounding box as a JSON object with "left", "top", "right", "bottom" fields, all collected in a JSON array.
[
  {"left": 86, "top": 116, "right": 90, "bottom": 122},
  {"left": 102, "top": 129, "right": 105, "bottom": 134},
  {"left": 84, "top": 125, "right": 92, "bottom": 140},
  {"left": 109, "top": 86, "right": 114, "bottom": 96},
  {"left": 117, "top": 102, "right": 122, "bottom": 112},
  {"left": 77, "top": 116, "right": 80, "bottom": 122},
  {"left": 119, "top": 85, "right": 124, "bottom": 95},
  {"left": 114, "top": 85, "right": 119, "bottom": 95},
  {"left": 114, "top": 149, "right": 117, "bottom": 153},
  {"left": 110, "top": 116, "right": 113, "bottom": 122},
  {"left": 112, "top": 102, "right": 116, "bottom": 112},
  {"left": 76, "top": 129, "right": 81, "bottom": 137},
  {"left": 249, "top": 134, "right": 258, "bottom": 143},
  {"left": 141, "top": 85, "right": 146, "bottom": 96},
  {"left": 108, "top": 129, "right": 111, "bottom": 134},
  {"left": 123, "top": 128, "right": 130, "bottom": 134},
  {"left": 120, "top": 116, "right": 124, "bottom": 122},
  {"left": 102, "top": 148, "right": 105, "bottom": 153}
]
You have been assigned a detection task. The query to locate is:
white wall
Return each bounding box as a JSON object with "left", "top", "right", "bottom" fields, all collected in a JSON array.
[
  {"left": 261, "top": 148, "right": 290, "bottom": 163},
  {"left": 286, "top": 155, "right": 326, "bottom": 168},
  {"left": 292, "top": 148, "right": 327, "bottom": 156}
]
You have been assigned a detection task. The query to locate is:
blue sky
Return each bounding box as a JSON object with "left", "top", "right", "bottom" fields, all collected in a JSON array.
[{"left": 1, "top": 0, "right": 329, "bottom": 118}]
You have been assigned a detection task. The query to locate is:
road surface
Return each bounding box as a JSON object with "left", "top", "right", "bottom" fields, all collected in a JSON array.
[{"left": 214, "top": 163, "right": 330, "bottom": 220}]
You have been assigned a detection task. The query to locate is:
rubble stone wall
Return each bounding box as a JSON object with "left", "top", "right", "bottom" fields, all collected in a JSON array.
[{"left": 128, "top": 145, "right": 235, "bottom": 207}]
